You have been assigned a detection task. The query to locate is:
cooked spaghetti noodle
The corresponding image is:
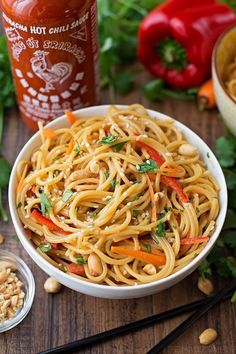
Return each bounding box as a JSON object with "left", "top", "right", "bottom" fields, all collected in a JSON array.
[
  {"left": 16, "top": 105, "right": 220, "bottom": 286},
  {"left": 225, "top": 57, "right": 236, "bottom": 101}
]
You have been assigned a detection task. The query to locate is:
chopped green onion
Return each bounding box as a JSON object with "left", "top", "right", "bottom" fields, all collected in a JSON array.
[
  {"left": 133, "top": 209, "right": 139, "bottom": 218},
  {"left": 39, "top": 243, "right": 52, "bottom": 253},
  {"left": 76, "top": 256, "right": 85, "bottom": 265},
  {"left": 100, "top": 135, "right": 118, "bottom": 144},
  {"left": 62, "top": 189, "right": 73, "bottom": 203},
  {"left": 40, "top": 192, "right": 51, "bottom": 216}
]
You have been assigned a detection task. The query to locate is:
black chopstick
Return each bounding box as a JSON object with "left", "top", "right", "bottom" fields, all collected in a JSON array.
[
  {"left": 38, "top": 290, "right": 233, "bottom": 354},
  {"left": 146, "top": 278, "right": 236, "bottom": 354}
]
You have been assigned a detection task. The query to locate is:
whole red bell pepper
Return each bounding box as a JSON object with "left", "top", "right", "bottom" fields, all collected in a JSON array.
[{"left": 138, "top": 0, "right": 236, "bottom": 89}]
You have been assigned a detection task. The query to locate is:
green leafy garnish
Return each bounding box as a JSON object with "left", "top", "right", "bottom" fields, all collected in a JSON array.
[
  {"left": 0, "top": 157, "right": 11, "bottom": 222},
  {"left": 62, "top": 189, "right": 73, "bottom": 203},
  {"left": 136, "top": 159, "right": 158, "bottom": 173},
  {"left": 74, "top": 143, "right": 81, "bottom": 154},
  {"left": 114, "top": 141, "right": 128, "bottom": 152},
  {"left": 142, "top": 242, "right": 151, "bottom": 253},
  {"left": 143, "top": 79, "right": 197, "bottom": 102},
  {"left": 215, "top": 135, "right": 235, "bottom": 168},
  {"left": 39, "top": 243, "right": 52, "bottom": 253},
  {"left": 133, "top": 209, "right": 139, "bottom": 218},
  {"left": 155, "top": 222, "right": 166, "bottom": 237},
  {"left": 75, "top": 256, "right": 85, "bottom": 265},
  {"left": 16, "top": 202, "right": 22, "bottom": 209},
  {"left": 40, "top": 192, "right": 51, "bottom": 216},
  {"left": 104, "top": 171, "right": 109, "bottom": 179},
  {"left": 231, "top": 290, "right": 236, "bottom": 303},
  {"left": 11, "top": 235, "right": 19, "bottom": 242},
  {"left": 110, "top": 179, "right": 116, "bottom": 189},
  {"left": 100, "top": 135, "right": 118, "bottom": 144}
]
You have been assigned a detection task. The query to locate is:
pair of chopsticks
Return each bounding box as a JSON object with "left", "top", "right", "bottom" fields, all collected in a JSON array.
[{"left": 38, "top": 278, "right": 236, "bottom": 354}]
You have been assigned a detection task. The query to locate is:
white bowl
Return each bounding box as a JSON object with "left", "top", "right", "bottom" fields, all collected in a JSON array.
[
  {"left": 212, "top": 24, "right": 236, "bottom": 135},
  {"left": 9, "top": 105, "right": 227, "bottom": 299}
]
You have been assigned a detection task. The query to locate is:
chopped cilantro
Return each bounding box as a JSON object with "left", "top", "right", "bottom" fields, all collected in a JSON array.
[
  {"left": 231, "top": 291, "right": 236, "bottom": 303},
  {"left": 110, "top": 179, "right": 116, "bottom": 189},
  {"left": 142, "top": 242, "right": 151, "bottom": 253},
  {"left": 39, "top": 243, "right": 52, "bottom": 253},
  {"left": 16, "top": 202, "right": 22, "bottom": 209},
  {"left": 74, "top": 143, "right": 81, "bottom": 154},
  {"left": 62, "top": 189, "right": 73, "bottom": 203},
  {"left": 11, "top": 235, "right": 19, "bottom": 242},
  {"left": 114, "top": 141, "right": 128, "bottom": 152},
  {"left": 76, "top": 256, "right": 85, "bottom": 265},
  {"left": 104, "top": 171, "right": 109, "bottom": 179},
  {"left": 52, "top": 157, "right": 61, "bottom": 162},
  {"left": 40, "top": 191, "right": 51, "bottom": 216},
  {"left": 136, "top": 159, "right": 158, "bottom": 173},
  {"left": 206, "top": 152, "right": 210, "bottom": 158},
  {"left": 100, "top": 135, "right": 118, "bottom": 144},
  {"left": 198, "top": 260, "right": 212, "bottom": 279},
  {"left": 155, "top": 222, "right": 166, "bottom": 237},
  {"left": 133, "top": 209, "right": 139, "bottom": 218},
  {"left": 164, "top": 207, "right": 172, "bottom": 212}
]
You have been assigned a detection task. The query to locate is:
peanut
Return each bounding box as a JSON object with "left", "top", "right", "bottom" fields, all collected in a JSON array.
[
  {"left": 0, "top": 270, "right": 8, "bottom": 284},
  {"left": 0, "top": 261, "right": 16, "bottom": 271},
  {"left": 88, "top": 253, "right": 103, "bottom": 277},
  {"left": 199, "top": 328, "right": 218, "bottom": 345},
  {"left": 143, "top": 264, "right": 157, "bottom": 275},
  {"left": 44, "top": 277, "right": 62, "bottom": 293},
  {"left": 178, "top": 143, "right": 197, "bottom": 156},
  {"left": 197, "top": 277, "right": 214, "bottom": 295}
]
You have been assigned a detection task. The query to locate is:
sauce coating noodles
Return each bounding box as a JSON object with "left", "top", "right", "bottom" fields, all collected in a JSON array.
[{"left": 16, "top": 105, "right": 220, "bottom": 286}]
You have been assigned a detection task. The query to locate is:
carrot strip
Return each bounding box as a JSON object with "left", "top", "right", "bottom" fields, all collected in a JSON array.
[
  {"left": 146, "top": 174, "right": 157, "bottom": 222},
  {"left": 66, "top": 137, "right": 74, "bottom": 154},
  {"left": 67, "top": 263, "right": 85, "bottom": 275},
  {"left": 160, "top": 166, "right": 185, "bottom": 177},
  {"left": 180, "top": 237, "right": 209, "bottom": 245},
  {"left": 65, "top": 110, "right": 77, "bottom": 125},
  {"left": 111, "top": 246, "right": 166, "bottom": 266},
  {"left": 161, "top": 175, "right": 189, "bottom": 203},
  {"left": 43, "top": 129, "right": 57, "bottom": 139},
  {"left": 123, "top": 239, "right": 165, "bottom": 257},
  {"left": 17, "top": 164, "right": 28, "bottom": 193},
  {"left": 32, "top": 209, "right": 70, "bottom": 235}
]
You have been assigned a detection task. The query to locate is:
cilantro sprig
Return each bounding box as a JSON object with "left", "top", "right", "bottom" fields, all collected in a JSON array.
[{"left": 136, "top": 159, "right": 158, "bottom": 173}]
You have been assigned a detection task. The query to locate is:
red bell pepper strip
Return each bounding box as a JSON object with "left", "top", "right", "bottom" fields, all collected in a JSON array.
[
  {"left": 32, "top": 209, "right": 70, "bottom": 235},
  {"left": 67, "top": 263, "right": 85, "bottom": 275},
  {"left": 136, "top": 140, "right": 189, "bottom": 203},
  {"left": 138, "top": 0, "right": 236, "bottom": 89}
]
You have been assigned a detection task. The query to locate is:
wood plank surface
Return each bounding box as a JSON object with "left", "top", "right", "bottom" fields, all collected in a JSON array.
[{"left": 0, "top": 21, "right": 235, "bottom": 354}]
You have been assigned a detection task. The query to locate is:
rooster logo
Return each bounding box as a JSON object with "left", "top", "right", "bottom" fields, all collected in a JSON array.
[{"left": 30, "top": 51, "right": 73, "bottom": 93}]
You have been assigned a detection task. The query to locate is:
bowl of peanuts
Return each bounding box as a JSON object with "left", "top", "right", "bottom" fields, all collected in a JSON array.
[{"left": 0, "top": 250, "right": 35, "bottom": 332}]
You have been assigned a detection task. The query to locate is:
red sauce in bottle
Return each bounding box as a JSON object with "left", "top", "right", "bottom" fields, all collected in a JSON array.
[{"left": 1, "top": 0, "right": 99, "bottom": 131}]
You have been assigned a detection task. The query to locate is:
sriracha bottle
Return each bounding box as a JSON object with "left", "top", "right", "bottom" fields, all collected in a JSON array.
[{"left": 1, "top": 0, "right": 99, "bottom": 131}]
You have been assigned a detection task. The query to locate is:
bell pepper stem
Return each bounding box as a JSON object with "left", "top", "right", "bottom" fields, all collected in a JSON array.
[{"left": 157, "top": 38, "right": 188, "bottom": 71}]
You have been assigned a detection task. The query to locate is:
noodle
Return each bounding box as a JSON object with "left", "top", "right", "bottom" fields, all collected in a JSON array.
[
  {"left": 225, "top": 58, "right": 236, "bottom": 101},
  {"left": 16, "top": 105, "right": 220, "bottom": 286}
]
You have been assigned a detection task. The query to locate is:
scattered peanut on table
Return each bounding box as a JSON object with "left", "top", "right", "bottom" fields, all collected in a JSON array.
[
  {"left": 0, "top": 261, "right": 25, "bottom": 323},
  {"left": 197, "top": 277, "right": 214, "bottom": 295},
  {"left": 199, "top": 328, "right": 218, "bottom": 345},
  {"left": 44, "top": 277, "right": 62, "bottom": 293}
]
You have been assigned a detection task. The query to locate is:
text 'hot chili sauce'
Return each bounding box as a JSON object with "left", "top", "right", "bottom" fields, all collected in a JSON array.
[{"left": 1, "top": 0, "right": 99, "bottom": 131}]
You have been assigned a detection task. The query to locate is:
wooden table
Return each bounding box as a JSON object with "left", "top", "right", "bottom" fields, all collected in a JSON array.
[{"left": 1, "top": 71, "right": 235, "bottom": 354}]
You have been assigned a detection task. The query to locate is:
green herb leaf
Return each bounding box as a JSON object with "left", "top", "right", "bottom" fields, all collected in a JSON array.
[
  {"left": 74, "top": 143, "right": 81, "bottom": 154},
  {"left": 11, "top": 235, "right": 19, "bottom": 242},
  {"left": 110, "top": 179, "right": 116, "bottom": 189},
  {"left": 198, "top": 260, "right": 212, "bottom": 279},
  {"left": 142, "top": 242, "right": 151, "bottom": 253},
  {"left": 40, "top": 192, "right": 51, "bottom": 216},
  {"left": 114, "top": 141, "right": 128, "bottom": 152},
  {"left": 104, "top": 171, "right": 109, "bottom": 179},
  {"left": 114, "top": 70, "right": 134, "bottom": 95},
  {"left": 136, "top": 159, "right": 158, "bottom": 173},
  {"left": 231, "top": 290, "right": 236, "bottom": 303},
  {"left": 62, "top": 189, "right": 73, "bottom": 203},
  {"left": 216, "top": 136, "right": 235, "bottom": 168},
  {"left": 100, "top": 135, "right": 118, "bottom": 144},
  {"left": 155, "top": 222, "right": 166, "bottom": 237},
  {"left": 39, "top": 243, "right": 52, "bottom": 253},
  {"left": 75, "top": 256, "right": 85, "bottom": 265},
  {"left": 0, "top": 157, "right": 11, "bottom": 188},
  {"left": 16, "top": 202, "right": 22, "bottom": 209},
  {"left": 133, "top": 209, "right": 139, "bottom": 218}
]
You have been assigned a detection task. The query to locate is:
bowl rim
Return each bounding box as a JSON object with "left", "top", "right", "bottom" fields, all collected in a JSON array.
[
  {"left": 8, "top": 105, "right": 228, "bottom": 293},
  {"left": 212, "top": 23, "right": 236, "bottom": 105},
  {"left": 0, "top": 249, "right": 35, "bottom": 332}
]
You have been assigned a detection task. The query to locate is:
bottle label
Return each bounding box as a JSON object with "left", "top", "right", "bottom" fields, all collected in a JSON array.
[{"left": 2, "top": 0, "right": 99, "bottom": 125}]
